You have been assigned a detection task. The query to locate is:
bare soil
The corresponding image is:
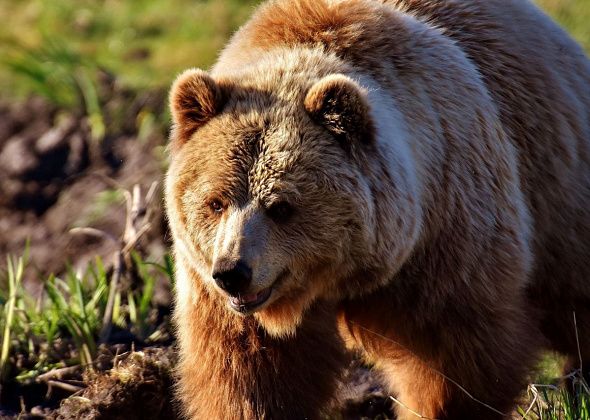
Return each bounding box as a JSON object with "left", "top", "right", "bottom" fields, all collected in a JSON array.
[{"left": 0, "top": 90, "right": 169, "bottom": 284}]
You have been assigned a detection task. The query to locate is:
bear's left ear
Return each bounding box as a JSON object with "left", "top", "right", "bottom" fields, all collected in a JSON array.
[{"left": 304, "top": 75, "right": 374, "bottom": 145}]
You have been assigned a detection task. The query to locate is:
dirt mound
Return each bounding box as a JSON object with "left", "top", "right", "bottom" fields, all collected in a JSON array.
[{"left": 50, "top": 348, "right": 177, "bottom": 420}]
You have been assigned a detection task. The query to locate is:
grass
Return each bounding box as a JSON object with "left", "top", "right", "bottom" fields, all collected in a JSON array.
[
  {"left": 518, "top": 383, "right": 590, "bottom": 419},
  {"left": 0, "top": 252, "right": 28, "bottom": 383},
  {"left": 0, "top": 0, "right": 259, "bottom": 100},
  {"left": 536, "top": 0, "right": 590, "bottom": 53},
  {"left": 516, "top": 350, "right": 590, "bottom": 419},
  {"left": 0, "top": 250, "right": 173, "bottom": 387}
]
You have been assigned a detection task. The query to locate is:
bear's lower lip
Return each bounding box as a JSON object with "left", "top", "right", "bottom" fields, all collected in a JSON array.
[{"left": 228, "top": 287, "right": 273, "bottom": 313}]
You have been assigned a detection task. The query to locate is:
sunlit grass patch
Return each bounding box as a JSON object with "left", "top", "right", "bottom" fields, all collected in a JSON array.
[
  {"left": 536, "top": 0, "right": 590, "bottom": 52},
  {"left": 0, "top": 251, "right": 173, "bottom": 387},
  {"left": 517, "top": 353, "right": 590, "bottom": 419},
  {"left": 0, "top": 0, "right": 260, "bottom": 99}
]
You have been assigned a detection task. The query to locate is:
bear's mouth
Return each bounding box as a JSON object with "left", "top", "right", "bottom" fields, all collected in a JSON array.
[
  {"left": 228, "top": 287, "right": 273, "bottom": 313},
  {"left": 226, "top": 270, "right": 289, "bottom": 314}
]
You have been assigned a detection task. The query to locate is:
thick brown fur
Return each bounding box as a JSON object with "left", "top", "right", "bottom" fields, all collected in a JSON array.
[{"left": 165, "top": 0, "right": 590, "bottom": 418}]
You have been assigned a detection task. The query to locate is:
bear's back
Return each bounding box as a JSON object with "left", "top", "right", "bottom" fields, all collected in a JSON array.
[{"left": 390, "top": 0, "right": 590, "bottom": 298}]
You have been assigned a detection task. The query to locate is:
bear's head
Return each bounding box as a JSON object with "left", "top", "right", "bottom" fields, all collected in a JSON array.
[{"left": 166, "top": 51, "right": 419, "bottom": 337}]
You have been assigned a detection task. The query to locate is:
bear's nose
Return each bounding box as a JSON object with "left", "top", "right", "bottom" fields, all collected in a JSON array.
[{"left": 212, "top": 260, "right": 252, "bottom": 296}]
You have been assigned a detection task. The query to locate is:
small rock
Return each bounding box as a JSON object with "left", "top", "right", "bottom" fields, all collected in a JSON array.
[
  {"left": 31, "top": 405, "right": 52, "bottom": 417},
  {"left": 0, "top": 136, "right": 39, "bottom": 176},
  {"left": 0, "top": 178, "right": 23, "bottom": 206},
  {"left": 36, "top": 115, "right": 77, "bottom": 155},
  {"left": 36, "top": 128, "right": 66, "bottom": 154},
  {"left": 64, "top": 132, "right": 89, "bottom": 175}
]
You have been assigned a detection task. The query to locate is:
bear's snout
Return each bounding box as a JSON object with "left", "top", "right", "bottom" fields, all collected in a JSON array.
[{"left": 212, "top": 259, "right": 252, "bottom": 296}]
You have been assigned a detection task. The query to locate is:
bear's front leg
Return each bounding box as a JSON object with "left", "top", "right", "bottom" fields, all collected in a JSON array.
[
  {"left": 339, "top": 287, "right": 540, "bottom": 420},
  {"left": 175, "top": 267, "right": 347, "bottom": 419}
]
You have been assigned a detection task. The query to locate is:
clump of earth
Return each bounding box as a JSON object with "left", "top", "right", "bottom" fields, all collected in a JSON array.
[{"left": 49, "top": 348, "right": 177, "bottom": 420}]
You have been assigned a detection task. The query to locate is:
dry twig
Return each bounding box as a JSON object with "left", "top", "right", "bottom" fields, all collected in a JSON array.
[
  {"left": 69, "top": 182, "right": 159, "bottom": 344},
  {"left": 36, "top": 365, "right": 81, "bottom": 383},
  {"left": 47, "top": 379, "right": 84, "bottom": 394}
]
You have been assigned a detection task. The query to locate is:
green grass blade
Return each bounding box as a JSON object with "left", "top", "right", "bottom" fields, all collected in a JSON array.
[
  {"left": 128, "top": 291, "right": 137, "bottom": 325},
  {"left": 0, "top": 256, "right": 21, "bottom": 381}
]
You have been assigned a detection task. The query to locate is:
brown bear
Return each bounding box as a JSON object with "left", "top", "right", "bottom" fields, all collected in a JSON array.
[{"left": 165, "top": 0, "right": 590, "bottom": 418}]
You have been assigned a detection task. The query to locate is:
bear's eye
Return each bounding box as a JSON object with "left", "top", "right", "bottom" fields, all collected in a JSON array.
[
  {"left": 267, "top": 201, "right": 294, "bottom": 223},
  {"left": 209, "top": 199, "right": 225, "bottom": 214}
]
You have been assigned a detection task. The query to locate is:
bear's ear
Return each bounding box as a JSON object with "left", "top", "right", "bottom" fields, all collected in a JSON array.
[
  {"left": 169, "top": 68, "right": 227, "bottom": 147},
  {"left": 304, "top": 75, "right": 374, "bottom": 146}
]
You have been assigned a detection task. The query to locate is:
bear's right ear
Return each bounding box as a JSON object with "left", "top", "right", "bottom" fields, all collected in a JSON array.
[{"left": 169, "top": 68, "right": 227, "bottom": 147}]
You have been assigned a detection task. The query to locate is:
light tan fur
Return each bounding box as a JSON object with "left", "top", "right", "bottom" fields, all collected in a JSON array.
[{"left": 165, "top": 0, "right": 590, "bottom": 418}]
